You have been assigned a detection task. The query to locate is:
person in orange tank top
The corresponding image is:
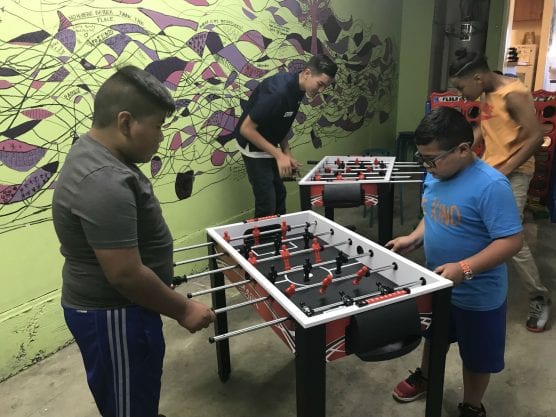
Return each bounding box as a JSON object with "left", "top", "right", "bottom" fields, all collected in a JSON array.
[{"left": 448, "top": 48, "right": 551, "bottom": 334}]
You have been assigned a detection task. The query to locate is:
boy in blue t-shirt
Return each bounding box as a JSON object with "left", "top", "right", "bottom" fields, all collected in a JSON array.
[{"left": 387, "top": 107, "right": 523, "bottom": 417}]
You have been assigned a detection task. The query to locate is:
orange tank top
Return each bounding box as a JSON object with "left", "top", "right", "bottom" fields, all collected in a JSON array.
[{"left": 479, "top": 79, "right": 535, "bottom": 175}]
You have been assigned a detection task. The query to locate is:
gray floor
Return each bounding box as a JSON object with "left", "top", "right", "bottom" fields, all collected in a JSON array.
[{"left": 2, "top": 188, "right": 556, "bottom": 417}]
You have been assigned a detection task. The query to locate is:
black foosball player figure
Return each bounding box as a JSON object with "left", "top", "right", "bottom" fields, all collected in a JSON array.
[
  {"left": 240, "top": 242, "right": 252, "bottom": 259},
  {"left": 273, "top": 235, "right": 282, "bottom": 255},
  {"left": 339, "top": 291, "right": 354, "bottom": 306},
  {"left": 302, "top": 228, "right": 313, "bottom": 249},
  {"left": 303, "top": 258, "right": 312, "bottom": 282},
  {"left": 267, "top": 265, "right": 278, "bottom": 284},
  {"left": 376, "top": 281, "right": 394, "bottom": 295},
  {"left": 335, "top": 251, "right": 349, "bottom": 274}
]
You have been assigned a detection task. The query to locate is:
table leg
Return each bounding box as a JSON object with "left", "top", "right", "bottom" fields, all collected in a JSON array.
[
  {"left": 377, "top": 183, "right": 394, "bottom": 245},
  {"left": 208, "top": 236, "right": 231, "bottom": 382},
  {"left": 425, "top": 287, "right": 452, "bottom": 417},
  {"left": 324, "top": 206, "right": 335, "bottom": 221},
  {"left": 300, "top": 185, "right": 311, "bottom": 211},
  {"left": 296, "top": 323, "right": 326, "bottom": 417}
]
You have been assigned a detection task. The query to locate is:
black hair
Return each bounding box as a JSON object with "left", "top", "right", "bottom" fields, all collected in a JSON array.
[
  {"left": 92, "top": 65, "right": 176, "bottom": 128},
  {"left": 415, "top": 107, "right": 473, "bottom": 150},
  {"left": 305, "top": 54, "right": 338, "bottom": 78},
  {"left": 448, "top": 48, "right": 490, "bottom": 78}
]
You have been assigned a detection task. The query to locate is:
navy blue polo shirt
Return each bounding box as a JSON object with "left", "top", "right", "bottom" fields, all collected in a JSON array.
[{"left": 236, "top": 72, "right": 304, "bottom": 152}]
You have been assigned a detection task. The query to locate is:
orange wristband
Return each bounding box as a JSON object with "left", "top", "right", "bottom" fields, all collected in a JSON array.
[{"left": 459, "top": 261, "right": 474, "bottom": 280}]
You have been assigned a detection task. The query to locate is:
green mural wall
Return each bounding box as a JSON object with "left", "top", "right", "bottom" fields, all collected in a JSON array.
[
  {"left": 396, "top": 0, "right": 435, "bottom": 133},
  {"left": 0, "top": 0, "right": 403, "bottom": 380}
]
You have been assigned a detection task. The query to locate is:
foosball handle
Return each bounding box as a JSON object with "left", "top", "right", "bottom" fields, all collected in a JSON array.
[{"left": 244, "top": 214, "right": 278, "bottom": 223}]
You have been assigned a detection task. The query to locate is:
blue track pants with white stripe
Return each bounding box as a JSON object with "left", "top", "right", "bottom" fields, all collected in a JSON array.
[{"left": 64, "top": 305, "right": 165, "bottom": 417}]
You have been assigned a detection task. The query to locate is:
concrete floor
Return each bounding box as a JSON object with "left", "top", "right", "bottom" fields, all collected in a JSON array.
[{"left": 2, "top": 188, "right": 556, "bottom": 417}]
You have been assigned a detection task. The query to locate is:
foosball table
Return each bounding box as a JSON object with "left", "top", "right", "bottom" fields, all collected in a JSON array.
[
  {"left": 174, "top": 211, "right": 452, "bottom": 417},
  {"left": 299, "top": 155, "right": 424, "bottom": 244}
]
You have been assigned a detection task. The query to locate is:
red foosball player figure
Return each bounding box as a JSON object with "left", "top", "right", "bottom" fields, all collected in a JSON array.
[
  {"left": 336, "top": 172, "right": 343, "bottom": 181},
  {"left": 248, "top": 251, "right": 257, "bottom": 266},
  {"left": 281, "top": 220, "right": 288, "bottom": 240},
  {"left": 312, "top": 238, "right": 321, "bottom": 263},
  {"left": 352, "top": 265, "right": 369, "bottom": 285},
  {"left": 285, "top": 283, "right": 296, "bottom": 297},
  {"left": 319, "top": 273, "right": 333, "bottom": 294},
  {"left": 280, "top": 244, "right": 291, "bottom": 270},
  {"left": 355, "top": 157, "right": 360, "bottom": 165},
  {"left": 252, "top": 226, "right": 260, "bottom": 246},
  {"left": 223, "top": 231, "right": 231, "bottom": 242},
  {"left": 358, "top": 172, "right": 365, "bottom": 180}
]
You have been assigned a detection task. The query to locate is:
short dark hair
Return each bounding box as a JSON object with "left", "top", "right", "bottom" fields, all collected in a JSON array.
[
  {"left": 92, "top": 65, "right": 176, "bottom": 128},
  {"left": 305, "top": 54, "right": 337, "bottom": 78},
  {"left": 415, "top": 107, "right": 473, "bottom": 150},
  {"left": 448, "top": 48, "right": 490, "bottom": 78}
]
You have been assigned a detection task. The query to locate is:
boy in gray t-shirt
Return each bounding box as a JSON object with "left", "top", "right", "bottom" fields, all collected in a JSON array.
[{"left": 52, "top": 66, "right": 215, "bottom": 417}]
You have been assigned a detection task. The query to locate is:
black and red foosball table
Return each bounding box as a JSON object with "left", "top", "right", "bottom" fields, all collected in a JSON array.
[
  {"left": 299, "top": 155, "right": 424, "bottom": 244},
  {"left": 174, "top": 211, "right": 452, "bottom": 417}
]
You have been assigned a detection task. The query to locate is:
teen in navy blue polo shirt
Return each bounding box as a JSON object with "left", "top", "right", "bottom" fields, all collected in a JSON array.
[{"left": 235, "top": 54, "right": 337, "bottom": 217}]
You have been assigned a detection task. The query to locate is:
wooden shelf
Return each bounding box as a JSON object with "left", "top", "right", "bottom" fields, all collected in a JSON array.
[{"left": 514, "top": 0, "right": 543, "bottom": 21}]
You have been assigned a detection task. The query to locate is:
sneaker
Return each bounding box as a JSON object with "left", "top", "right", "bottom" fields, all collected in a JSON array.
[
  {"left": 392, "top": 367, "right": 427, "bottom": 402},
  {"left": 458, "top": 402, "right": 486, "bottom": 417},
  {"left": 526, "top": 296, "right": 551, "bottom": 332}
]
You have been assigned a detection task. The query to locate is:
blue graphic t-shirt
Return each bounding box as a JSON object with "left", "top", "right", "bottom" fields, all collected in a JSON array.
[{"left": 422, "top": 158, "right": 522, "bottom": 311}]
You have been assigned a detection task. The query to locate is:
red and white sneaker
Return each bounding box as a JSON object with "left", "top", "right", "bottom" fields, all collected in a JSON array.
[{"left": 392, "top": 367, "right": 428, "bottom": 402}]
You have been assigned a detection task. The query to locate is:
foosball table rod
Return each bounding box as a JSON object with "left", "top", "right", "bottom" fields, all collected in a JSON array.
[
  {"left": 249, "top": 229, "right": 332, "bottom": 251},
  {"left": 187, "top": 279, "right": 251, "bottom": 298},
  {"left": 277, "top": 262, "right": 397, "bottom": 292},
  {"left": 223, "top": 220, "right": 317, "bottom": 242},
  {"left": 209, "top": 316, "right": 290, "bottom": 344},
  {"left": 173, "top": 251, "right": 224, "bottom": 267},
  {"left": 253, "top": 239, "right": 352, "bottom": 264},
  {"left": 172, "top": 264, "right": 237, "bottom": 285},
  {"left": 390, "top": 178, "right": 423, "bottom": 182},
  {"left": 275, "top": 251, "right": 373, "bottom": 277},
  {"left": 173, "top": 241, "right": 214, "bottom": 253},
  {"left": 212, "top": 296, "right": 270, "bottom": 315},
  {"left": 310, "top": 277, "right": 426, "bottom": 314}
]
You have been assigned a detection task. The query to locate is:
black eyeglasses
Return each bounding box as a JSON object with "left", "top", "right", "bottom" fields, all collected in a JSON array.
[{"left": 414, "top": 144, "right": 464, "bottom": 168}]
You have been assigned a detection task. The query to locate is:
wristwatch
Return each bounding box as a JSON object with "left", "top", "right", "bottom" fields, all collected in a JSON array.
[{"left": 459, "top": 261, "right": 474, "bottom": 280}]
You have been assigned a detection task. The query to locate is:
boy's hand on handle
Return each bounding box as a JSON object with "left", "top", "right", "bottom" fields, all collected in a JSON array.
[
  {"left": 290, "top": 157, "right": 300, "bottom": 170},
  {"left": 385, "top": 235, "right": 420, "bottom": 255},
  {"left": 434, "top": 263, "right": 464, "bottom": 285},
  {"left": 178, "top": 299, "right": 216, "bottom": 333},
  {"left": 276, "top": 153, "right": 293, "bottom": 177}
]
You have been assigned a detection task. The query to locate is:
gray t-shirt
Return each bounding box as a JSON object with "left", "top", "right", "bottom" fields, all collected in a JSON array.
[{"left": 52, "top": 134, "right": 173, "bottom": 309}]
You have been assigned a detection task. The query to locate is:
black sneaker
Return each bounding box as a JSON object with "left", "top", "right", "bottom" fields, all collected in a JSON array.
[{"left": 458, "top": 402, "right": 486, "bottom": 417}]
